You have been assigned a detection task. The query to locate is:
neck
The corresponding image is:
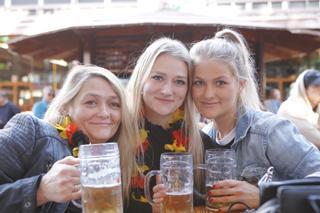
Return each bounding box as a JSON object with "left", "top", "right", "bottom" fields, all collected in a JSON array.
[
  {"left": 214, "top": 112, "right": 237, "bottom": 139},
  {"left": 144, "top": 109, "right": 171, "bottom": 129}
]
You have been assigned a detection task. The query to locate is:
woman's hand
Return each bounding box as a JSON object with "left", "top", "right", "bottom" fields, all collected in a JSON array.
[
  {"left": 152, "top": 183, "right": 167, "bottom": 213},
  {"left": 36, "top": 156, "right": 81, "bottom": 206},
  {"left": 207, "top": 179, "right": 259, "bottom": 212}
]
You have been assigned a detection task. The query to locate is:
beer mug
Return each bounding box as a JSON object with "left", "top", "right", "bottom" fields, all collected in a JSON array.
[
  {"left": 79, "top": 143, "right": 123, "bottom": 213},
  {"left": 144, "top": 152, "right": 193, "bottom": 213},
  {"left": 196, "top": 149, "right": 236, "bottom": 212}
]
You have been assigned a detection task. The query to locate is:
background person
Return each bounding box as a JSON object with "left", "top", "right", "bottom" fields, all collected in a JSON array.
[
  {"left": 264, "top": 87, "right": 282, "bottom": 113},
  {"left": 188, "top": 29, "right": 320, "bottom": 212},
  {"left": 126, "top": 37, "right": 212, "bottom": 212},
  {"left": 0, "top": 65, "right": 137, "bottom": 212},
  {"left": 278, "top": 69, "right": 320, "bottom": 148},
  {"left": 0, "top": 89, "right": 20, "bottom": 129},
  {"left": 32, "top": 86, "right": 54, "bottom": 119}
]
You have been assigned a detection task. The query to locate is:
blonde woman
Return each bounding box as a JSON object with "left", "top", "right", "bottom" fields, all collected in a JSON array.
[
  {"left": 0, "top": 65, "right": 138, "bottom": 212},
  {"left": 190, "top": 29, "right": 320, "bottom": 212},
  {"left": 126, "top": 38, "right": 212, "bottom": 212}
]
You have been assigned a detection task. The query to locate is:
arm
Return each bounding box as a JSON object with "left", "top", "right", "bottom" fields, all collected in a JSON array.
[
  {"left": 266, "top": 118, "right": 320, "bottom": 179},
  {"left": 0, "top": 114, "right": 42, "bottom": 212},
  {"left": 0, "top": 114, "right": 81, "bottom": 211}
]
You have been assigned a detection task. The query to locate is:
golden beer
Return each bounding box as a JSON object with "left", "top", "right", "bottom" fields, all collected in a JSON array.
[
  {"left": 162, "top": 192, "right": 193, "bottom": 213},
  {"left": 82, "top": 183, "right": 123, "bottom": 213}
]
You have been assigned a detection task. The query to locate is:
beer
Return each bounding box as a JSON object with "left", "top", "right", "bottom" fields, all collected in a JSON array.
[
  {"left": 162, "top": 192, "right": 193, "bottom": 213},
  {"left": 205, "top": 185, "right": 229, "bottom": 212},
  {"left": 82, "top": 183, "right": 123, "bottom": 213}
]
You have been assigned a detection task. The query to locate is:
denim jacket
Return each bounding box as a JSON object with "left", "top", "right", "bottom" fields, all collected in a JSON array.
[
  {"left": 203, "top": 108, "right": 320, "bottom": 184},
  {"left": 0, "top": 113, "right": 71, "bottom": 213}
]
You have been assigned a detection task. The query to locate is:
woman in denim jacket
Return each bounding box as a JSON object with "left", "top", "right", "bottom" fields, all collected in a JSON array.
[
  {"left": 0, "top": 65, "right": 138, "bottom": 212},
  {"left": 190, "top": 29, "right": 320, "bottom": 212}
]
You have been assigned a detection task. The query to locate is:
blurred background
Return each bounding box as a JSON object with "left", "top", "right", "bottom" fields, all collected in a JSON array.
[{"left": 0, "top": 0, "right": 319, "bottom": 111}]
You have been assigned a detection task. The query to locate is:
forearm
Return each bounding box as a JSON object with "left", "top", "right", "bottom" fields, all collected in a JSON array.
[{"left": 0, "top": 174, "right": 42, "bottom": 212}]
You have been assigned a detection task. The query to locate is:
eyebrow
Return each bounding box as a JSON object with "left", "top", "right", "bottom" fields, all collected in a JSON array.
[
  {"left": 82, "top": 93, "right": 119, "bottom": 100},
  {"left": 152, "top": 71, "right": 188, "bottom": 79}
]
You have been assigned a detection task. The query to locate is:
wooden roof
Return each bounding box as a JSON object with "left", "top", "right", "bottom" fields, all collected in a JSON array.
[{"left": 8, "top": 11, "right": 320, "bottom": 72}]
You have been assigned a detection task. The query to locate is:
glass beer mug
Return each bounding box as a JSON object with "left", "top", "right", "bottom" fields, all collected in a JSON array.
[
  {"left": 79, "top": 143, "right": 123, "bottom": 213},
  {"left": 144, "top": 152, "right": 194, "bottom": 213},
  {"left": 196, "top": 149, "right": 236, "bottom": 212}
]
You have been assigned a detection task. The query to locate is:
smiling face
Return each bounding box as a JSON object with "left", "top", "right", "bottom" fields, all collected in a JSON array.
[
  {"left": 142, "top": 54, "right": 188, "bottom": 126},
  {"left": 67, "top": 77, "right": 121, "bottom": 144},
  {"left": 192, "top": 59, "right": 243, "bottom": 124}
]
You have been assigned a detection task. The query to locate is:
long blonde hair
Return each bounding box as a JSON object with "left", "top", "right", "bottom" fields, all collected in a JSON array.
[
  {"left": 190, "top": 28, "right": 262, "bottom": 111},
  {"left": 127, "top": 37, "right": 204, "bottom": 182},
  {"left": 44, "top": 65, "right": 137, "bottom": 201}
]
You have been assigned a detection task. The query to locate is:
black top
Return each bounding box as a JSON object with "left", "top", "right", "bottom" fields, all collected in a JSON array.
[{"left": 125, "top": 119, "right": 213, "bottom": 213}]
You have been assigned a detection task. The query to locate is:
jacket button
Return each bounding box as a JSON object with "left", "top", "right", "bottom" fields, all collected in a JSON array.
[{"left": 24, "top": 201, "right": 31, "bottom": 208}]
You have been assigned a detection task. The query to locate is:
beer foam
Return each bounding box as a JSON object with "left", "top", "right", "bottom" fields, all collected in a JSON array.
[
  {"left": 82, "top": 183, "right": 121, "bottom": 188},
  {"left": 166, "top": 191, "right": 192, "bottom": 196}
]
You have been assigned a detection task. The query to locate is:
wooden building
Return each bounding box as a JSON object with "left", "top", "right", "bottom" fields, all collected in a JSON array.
[{"left": 7, "top": 11, "right": 320, "bottom": 100}]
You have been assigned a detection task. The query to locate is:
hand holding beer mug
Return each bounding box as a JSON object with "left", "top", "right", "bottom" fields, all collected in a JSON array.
[
  {"left": 196, "top": 149, "right": 236, "bottom": 212},
  {"left": 79, "top": 143, "right": 123, "bottom": 213},
  {"left": 145, "top": 153, "right": 194, "bottom": 213}
]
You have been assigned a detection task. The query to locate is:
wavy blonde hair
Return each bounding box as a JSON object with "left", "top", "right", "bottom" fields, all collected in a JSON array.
[
  {"left": 127, "top": 37, "right": 204, "bottom": 186},
  {"left": 44, "top": 65, "right": 137, "bottom": 201}
]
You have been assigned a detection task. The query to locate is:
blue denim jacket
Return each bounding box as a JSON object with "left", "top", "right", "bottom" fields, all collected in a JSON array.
[
  {"left": 203, "top": 108, "right": 320, "bottom": 183},
  {"left": 0, "top": 113, "right": 71, "bottom": 212}
]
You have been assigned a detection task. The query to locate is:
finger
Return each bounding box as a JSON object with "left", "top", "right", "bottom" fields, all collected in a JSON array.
[
  {"left": 70, "top": 190, "right": 82, "bottom": 200},
  {"left": 156, "top": 175, "right": 161, "bottom": 184},
  {"left": 213, "top": 179, "right": 238, "bottom": 189},
  {"left": 153, "top": 184, "right": 165, "bottom": 193},
  {"left": 153, "top": 197, "right": 164, "bottom": 203},
  {"left": 208, "top": 187, "right": 234, "bottom": 197},
  {"left": 153, "top": 190, "right": 166, "bottom": 199},
  {"left": 57, "top": 156, "right": 80, "bottom": 165}
]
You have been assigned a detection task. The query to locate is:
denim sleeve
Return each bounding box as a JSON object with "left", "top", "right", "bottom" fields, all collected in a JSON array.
[
  {"left": 266, "top": 118, "right": 320, "bottom": 179},
  {"left": 0, "top": 113, "right": 42, "bottom": 212}
]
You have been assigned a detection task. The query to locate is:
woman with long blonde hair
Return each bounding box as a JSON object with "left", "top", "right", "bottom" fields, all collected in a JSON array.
[{"left": 126, "top": 37, "right": 211, "bottom": 212}]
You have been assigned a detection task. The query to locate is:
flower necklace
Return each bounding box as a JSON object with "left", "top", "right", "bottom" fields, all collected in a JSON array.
[{"left": 55, "top": 116, "right": 89, "bottom": 157}]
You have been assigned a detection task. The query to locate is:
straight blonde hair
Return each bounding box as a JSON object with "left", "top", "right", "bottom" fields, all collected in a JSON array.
[
  {"left": 45, "top": 65, "right": 138, "bottom": 202},
  {"left": 127, "top": 37, "right": 204, "bottom": 184}
]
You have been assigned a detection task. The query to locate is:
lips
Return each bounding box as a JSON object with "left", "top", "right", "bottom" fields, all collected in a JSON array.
[
  {"left": 155, "top": 97, "right": 175, "bottom": 103},
  {"left": 200, "top": 101, "right": 220, "bottom": 107}
]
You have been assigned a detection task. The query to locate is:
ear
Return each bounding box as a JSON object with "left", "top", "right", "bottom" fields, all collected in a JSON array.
[{"left": 239, "top": 79, "right": 246, "bottom": 92}]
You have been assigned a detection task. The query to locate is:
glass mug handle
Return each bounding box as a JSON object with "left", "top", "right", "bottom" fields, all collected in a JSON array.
[
  {"left": 71, "top": 164, "right": 82, "bottom": 208},
  {"left": 72, "top": 199, "right": 82, "bottom": 208},
  {"left": 193, "top": 164, "right": 208, "bottom": 200},
  {"left": 144, "top": 170, "right": 161, "bottom": 205}
]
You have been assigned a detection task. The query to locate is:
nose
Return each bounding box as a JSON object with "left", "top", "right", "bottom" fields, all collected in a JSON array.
[
  {"left": 203, "top": 84, "right": 215, "bottom": 99},
  {"left": 98, "top": 104, "right": 111, "bottom": 118},
  {"left": 160, "top": 81, "right": 173, "bottom": 96}
]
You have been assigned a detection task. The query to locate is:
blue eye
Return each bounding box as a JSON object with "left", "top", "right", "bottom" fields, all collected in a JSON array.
[
  {"left": 176, "top": 80, "right": 186, "bottom": 85},
  {"left": 151, "top": 75, "right": 163, "bottom": 81}
]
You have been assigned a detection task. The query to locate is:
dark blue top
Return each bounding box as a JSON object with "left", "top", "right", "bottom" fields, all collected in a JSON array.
[{"left": 0, "top": 101, "right": 20, "bottom": 129}]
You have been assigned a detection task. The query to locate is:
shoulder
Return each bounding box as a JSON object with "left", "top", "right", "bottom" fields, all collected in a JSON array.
[
  {"left": 251, "top": 110, "right": 287, "bottom": 127},
  {"left": 3, "top": 112, "right": 60, "bottom": 140}
]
